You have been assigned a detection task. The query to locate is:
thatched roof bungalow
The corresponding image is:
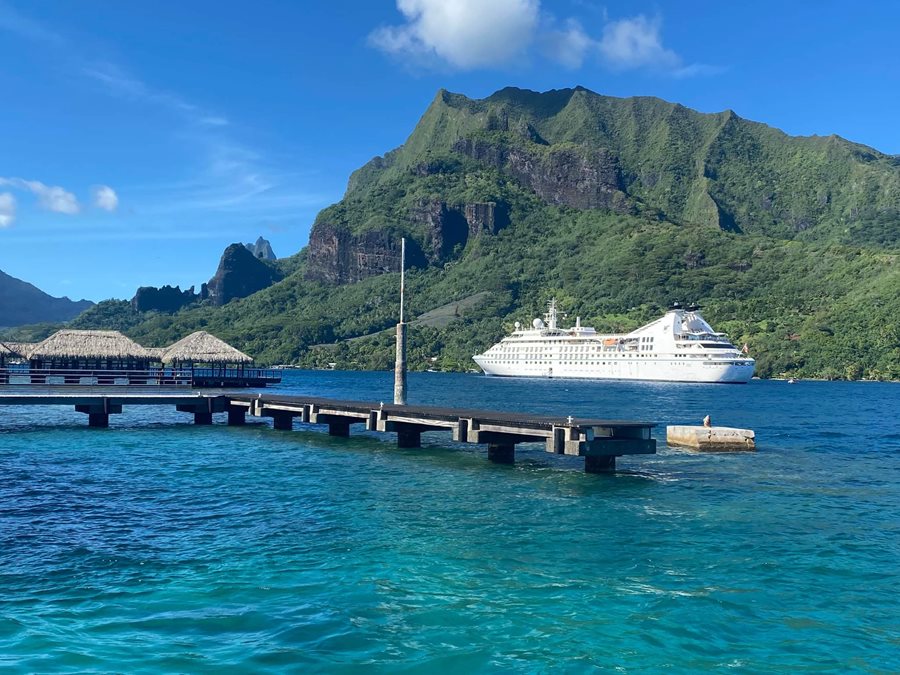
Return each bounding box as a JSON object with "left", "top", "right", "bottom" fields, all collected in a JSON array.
[
  {"left": 161, "top": 331, "right": 252, "bottom": 366},
  {"left": 28, "top": 330, "right": 154, "bottom": 369},
  {"left": 0, "top": 342, "right": 11, "bottom": 367}
]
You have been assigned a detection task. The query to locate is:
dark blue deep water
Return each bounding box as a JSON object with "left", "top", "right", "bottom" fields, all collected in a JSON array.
[{"left": 1, "top": 371, "right": 899, "bottom": 672}]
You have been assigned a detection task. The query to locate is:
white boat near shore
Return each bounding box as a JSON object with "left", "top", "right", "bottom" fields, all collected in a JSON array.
[{"left": 473, "top": 301, "right": 755, "bottom": 384}]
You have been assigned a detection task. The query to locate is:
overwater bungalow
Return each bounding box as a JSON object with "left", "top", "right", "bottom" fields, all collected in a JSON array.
[
  {"left": 27, "top": 330, "right": 155, "bottom": 384},
  {"left": 160, "top": 331, "right": 279, "bottom": 387},
  {"left": 0, "top": 329, "right": 278, "bottom": 388}
]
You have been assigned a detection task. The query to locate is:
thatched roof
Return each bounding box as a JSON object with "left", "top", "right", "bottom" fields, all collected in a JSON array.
[
  {"left": 145, "top": 347, "right": 167, "bottom": 359},
  {"left": 3, "top": 342, "right": 35, "bottom": 359},
  {"left": 0, "top": 342, "right": 12, "bottom": 357},
  {"left": 161, "top": 331, "right": 252, "bottom": 364},
  {"left": 29, "top": 330, "right": 153, "bottom": 360}
]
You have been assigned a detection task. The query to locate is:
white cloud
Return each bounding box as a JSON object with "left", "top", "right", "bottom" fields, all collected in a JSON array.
[
  {"left": 541, "top": 18, "right": 594, "bottom": 69},
  {"left": 598, "top": 14, "right": 680, "bottom": 71},
  {"left": 93, "top": 185, "right": 119, "bottom": 211},
  {"left": 0, "top": 177, "right": 80, "bottom": 214},
  {"left": 369, "top": 0, "right": 540, "bottom": 69},
  {"left": 0, "top": 192, "right": 16, "bottom": 228},
  {"left": 370, "top": 3, "right": 719, "bottom": 77}
]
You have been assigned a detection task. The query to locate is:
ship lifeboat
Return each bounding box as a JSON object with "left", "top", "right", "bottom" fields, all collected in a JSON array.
[{"left": 602, "top": 338, "right": 618, "bottom": 346}]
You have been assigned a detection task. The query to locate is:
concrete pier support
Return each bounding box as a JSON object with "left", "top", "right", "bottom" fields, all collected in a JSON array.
[
  {"left": 76, "top": 402, "right": 121, "bottom": 428},
  {"left": 88, "top": 413, "right": 109, "bottom": 428},
  {"left": 227, "top": 407, "right": 246, "bottom": 426},
  {"left": 585, "top": 455, "right": 616, "bottom": 473},
  {"left": 397, "top": 429, "right": 421, "bottom": 448},
  {"left": 272, "top": 412, "right": 294, "bottom": 431},
  {"left": 328, "top": 421, "right": 350, "bottom": 437},
  {"left": 194, "top": 411, "right": 213, "bottom": 425},
  {"left": 488, "top": 443, "right": 515, "bottom": 464}
]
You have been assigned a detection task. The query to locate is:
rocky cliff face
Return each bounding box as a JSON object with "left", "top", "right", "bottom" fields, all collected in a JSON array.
[
  {"left": 410, "top": 199, "right": 468, "bottom": 262},
  {"left": 131, "top": 285, "right": 198, "bottom": 313},
  {"left": 305, "top": 224, "right": 428, "bottom": 284},
  {"left": 305, "top": 200, "right": 509, "bottom": 284},
  {"left": 453, "top": 137, "right": 631, "bottom": 213},
  {"left": 206, "top": 244, "right": 282, "bottom": 305},
  {"left": 464, "top": 202, "right": 508, "bottom": 237}
]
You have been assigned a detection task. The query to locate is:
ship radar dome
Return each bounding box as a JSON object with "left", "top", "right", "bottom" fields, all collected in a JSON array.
[
  {"left": 514, "top": 321, "right": 521, "bottom": 330},
  {"left": 532, "top": 318, "right": 544, "bottom": 329},
  {"left": 668, "top": 301, "right": 683, "bottom": 311}
]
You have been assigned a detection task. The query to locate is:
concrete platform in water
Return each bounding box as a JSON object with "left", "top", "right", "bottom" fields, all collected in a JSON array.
[
  {"left": 666, "top": 425, "right": 756, "bottom": 451},
  {"left": 0, "top": 386, "right": 657, "bottom": 473}
]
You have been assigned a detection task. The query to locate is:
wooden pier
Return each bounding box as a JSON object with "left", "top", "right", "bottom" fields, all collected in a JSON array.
[{"left": 0, "top": 387, "right": 656, "bottom": 473}]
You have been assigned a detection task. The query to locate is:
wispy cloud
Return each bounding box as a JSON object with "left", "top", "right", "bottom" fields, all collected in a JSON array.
[
  {"left": 540, "top": 18, "right": 594, "bottom": 69},
  {"left": 0, "top": 192, "right": 15, "bottom": 227},
  {"left": 594, "top": 14, "right": 721, "bottom": 76},
  {"left": 371, "top": 1, "right": 720, "bottom": 77},
  {"left": 92, "top": 185, "right": 118, "bottom": 211},
  {"left": 0, "top": 1, "right": 64, "bottom": 46},
  {"left": 0, "top": 4, "right": 329, "bottom": 238},
  {"left": 83, "top": 62, "right": 229, "bottom": 127},
  {"left": 0, "top": 177, "right": 80, "bottom": 214}
]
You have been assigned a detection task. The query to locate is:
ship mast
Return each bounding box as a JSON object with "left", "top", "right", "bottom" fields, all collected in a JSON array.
[{"left": 545, "top": 299, "right": 558, "bottom": 331}]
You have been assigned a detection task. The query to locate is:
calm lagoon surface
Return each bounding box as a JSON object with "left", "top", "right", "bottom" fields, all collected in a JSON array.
[{"left": 1, "top": 371, "right": 899, "bottom": 672}]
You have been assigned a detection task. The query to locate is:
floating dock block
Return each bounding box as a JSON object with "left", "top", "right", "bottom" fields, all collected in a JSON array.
[{"left": 666, "top": 425, "right": 755, "bottom": 452}]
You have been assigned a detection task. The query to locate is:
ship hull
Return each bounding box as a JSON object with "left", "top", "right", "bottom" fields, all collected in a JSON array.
[{"left": 472, "top": 356, "right": 754, "bottom": 384}]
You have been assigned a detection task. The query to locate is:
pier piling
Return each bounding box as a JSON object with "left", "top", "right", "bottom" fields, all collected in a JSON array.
[
  {"left": 272, "top": 412, "right": 294, "bottom": 430},
  {"left": 328, "top": 421, "right": 350, "bottom": 437},
  {"left": 76, "top": 401, "right": 121, "bottom": 428},
  {"left": 487, "top": 443, "right": 515, "bottom": 464},
  {"left": 194, "top": 411, "right": 213, "bottom": 425},
  {"left": 227, "top": 407, "right": 246, "bottom": 426},
  {"left": 88, "top": 413, "right": 109, "bottom": 428},
  {"left": 585, "top": 455, "right": 616, "bottom": 473},
  {"left": 396, "top": 428, "right": 421, "bottom": 448}
]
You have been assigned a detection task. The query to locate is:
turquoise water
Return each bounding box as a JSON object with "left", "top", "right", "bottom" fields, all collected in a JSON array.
[{"left": 1, "top": 371, "right": 899, "bottom": 672}]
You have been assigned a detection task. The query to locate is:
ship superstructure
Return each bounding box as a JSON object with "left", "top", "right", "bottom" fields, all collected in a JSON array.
[{"left": 473, "top": 301, "right": 754, "bottom": 383}]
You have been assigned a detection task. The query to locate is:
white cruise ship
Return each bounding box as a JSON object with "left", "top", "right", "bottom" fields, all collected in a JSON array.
[{"left": 473, "top": 300, "right": 755, "bottom": 384}]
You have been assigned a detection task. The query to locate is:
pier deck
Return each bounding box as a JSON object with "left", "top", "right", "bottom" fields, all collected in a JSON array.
[{"left": 0, "top": 388, "right": 656, "bottom": 472}]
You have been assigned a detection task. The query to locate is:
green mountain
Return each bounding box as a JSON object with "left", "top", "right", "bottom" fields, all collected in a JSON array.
[
  {"left": 0, "top": 269, "right": 93, "bottom": 328},
  {"left": 21, "top": 86, "right": 900, "bottom": 380}
]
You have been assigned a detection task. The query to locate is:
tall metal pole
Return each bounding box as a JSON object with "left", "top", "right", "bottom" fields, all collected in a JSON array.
[{"left": 393, "top": 238, "right": 408, "bottom": 405}]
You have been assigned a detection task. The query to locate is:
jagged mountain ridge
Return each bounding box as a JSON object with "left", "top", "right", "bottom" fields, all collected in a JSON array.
[
  {"left": 305, "top": 86, "right": 899, "bottom": 283},
  {"left": 0, "top": 269, "right": 93, "bottom": 328}
]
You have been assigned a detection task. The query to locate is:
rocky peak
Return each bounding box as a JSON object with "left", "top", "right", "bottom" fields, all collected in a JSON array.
[
  {"left": 206, "top": 244, "right": 282, "bottom": 305},
  {"left": 244, "top": 236, "right": 276, "bottom": 260}
]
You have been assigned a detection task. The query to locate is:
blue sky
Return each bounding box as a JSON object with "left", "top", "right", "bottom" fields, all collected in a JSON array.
[{"left": 0, "top": 0, "right": 898, "bottom": 301}]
